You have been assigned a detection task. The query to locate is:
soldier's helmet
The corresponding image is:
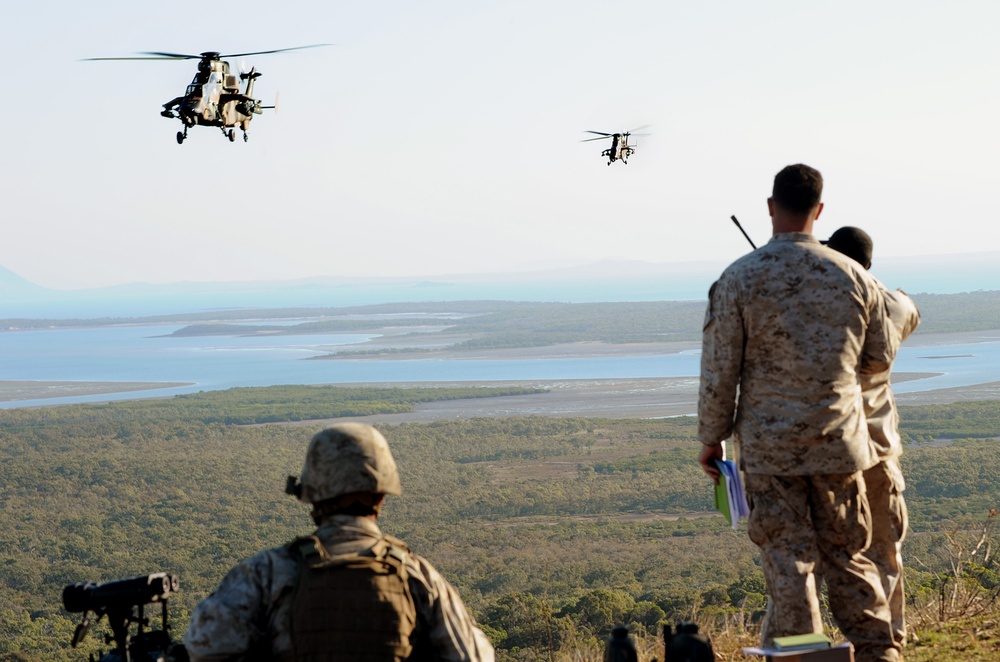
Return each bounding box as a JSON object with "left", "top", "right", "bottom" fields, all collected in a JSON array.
[{"left": 296, "top": 423, "right": 402, "bottom": 504}]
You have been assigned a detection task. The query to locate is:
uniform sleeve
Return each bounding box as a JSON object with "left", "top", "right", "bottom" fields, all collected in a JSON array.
[
  {"left": 184, "top": 553, "right": 278, "bottom": 662},
  {"left": 698, "top": 278, "right": 744, "bottom": 446},
  {"left": 885, "top": 289, "right": 920, "bottom": 342},
  {"left": 408, "top": 555, "right": 496, "bottom": 662},
  {"left": 859, "top": 281, "right": 899, "bottom": 376}
]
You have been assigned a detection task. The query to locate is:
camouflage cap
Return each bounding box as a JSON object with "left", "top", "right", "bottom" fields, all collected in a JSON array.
[{"left": 297, "top": 423, "right": 402, "bottom": 504}]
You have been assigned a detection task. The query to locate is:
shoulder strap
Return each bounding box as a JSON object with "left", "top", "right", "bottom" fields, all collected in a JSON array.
[{"left": 289, "top": 535, "right": 329, "bottom": 564}]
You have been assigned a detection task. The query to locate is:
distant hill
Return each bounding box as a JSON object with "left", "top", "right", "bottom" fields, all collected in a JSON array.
[
  {"left": 0, "top": 264, "right": 44, "bottom": 295},
  {"left": 0, "top": 252, "right": 998, "bottom": 318}
]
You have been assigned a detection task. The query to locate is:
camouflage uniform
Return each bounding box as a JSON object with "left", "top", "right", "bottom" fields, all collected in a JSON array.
[
  {"left": 863, "top": 285, "right": 920, "bottom": 648},
  {"left": 184, "top": 514, "right": 495, "bottom": 661},
  {"left": 698, "top": 233, "right": 900, "bottom": 662}
]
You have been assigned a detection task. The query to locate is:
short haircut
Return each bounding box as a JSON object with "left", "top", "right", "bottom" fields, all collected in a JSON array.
[
  {"left": 772, "top": 164, "right": 823, "bottom": 214},
  {"left": 825, "top": 226, "right": 873, "bottom": 270}
]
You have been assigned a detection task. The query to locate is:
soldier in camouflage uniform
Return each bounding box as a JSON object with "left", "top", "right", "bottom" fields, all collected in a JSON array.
[
  {"left": 184, "top": 423, "right": 495, "bottom": 661},
  {"left": 826, "top": 226, "right": 921, "bottom": 650},
  {"left": 697, "top": 165, "right": 901, "bottom": 662}
]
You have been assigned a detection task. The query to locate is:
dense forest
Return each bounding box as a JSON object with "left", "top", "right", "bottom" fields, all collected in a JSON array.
[{"left": 1, "top": 385, "right": 998, "bottom": 660}]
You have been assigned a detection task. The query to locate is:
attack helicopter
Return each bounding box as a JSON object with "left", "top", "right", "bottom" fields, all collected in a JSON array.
[
  {"left": 581, "top": 126, "right": 651, "bottom": 165},
  {"left": 83, "top": 45, "right": 329, "bottom": 144}
]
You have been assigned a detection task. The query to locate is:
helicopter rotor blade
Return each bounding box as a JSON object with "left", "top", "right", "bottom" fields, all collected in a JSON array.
[
  {"left": 584, "top": 130, "right": 612, "bottom": 136},
  {"left": 136, "top": 51, "right": 204, "bottom": 59},
  {"left": 81, "top": 55, "right": 197, "bottom": 61},
  {"left": 221, "top": 44, "right": 332, "bottom": 58},
  {"left": 84, "top": 45, "right": 331, "bottom": 62},
  {"left": 580, "top": 135, "right": 612, "bottom": 143}
]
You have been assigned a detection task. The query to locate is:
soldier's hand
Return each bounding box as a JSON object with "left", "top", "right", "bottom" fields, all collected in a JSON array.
[{"left": 698, "top": 444, "right": 724, "bottom": 484}]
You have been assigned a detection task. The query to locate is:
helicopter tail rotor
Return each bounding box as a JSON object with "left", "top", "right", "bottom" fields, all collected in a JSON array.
[{"left": 261, "top": 91, "right": 279, "bottom": 112}]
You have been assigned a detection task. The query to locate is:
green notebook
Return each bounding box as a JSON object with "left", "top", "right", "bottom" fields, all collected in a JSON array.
[
  {"left": 713, "top": 472, "right": 731, "bottom": 522},
  {"left": 772, "top": 633, "right": 832, "bottom": 651}
]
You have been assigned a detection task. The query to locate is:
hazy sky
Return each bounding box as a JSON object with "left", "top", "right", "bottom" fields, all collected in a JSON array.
[{"left": 3, "top": 1, "right": 997, "bottom": 289}]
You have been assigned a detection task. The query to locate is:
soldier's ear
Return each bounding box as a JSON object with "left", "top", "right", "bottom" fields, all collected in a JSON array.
[{"left": 813, "top": 202, "right": 825, "bottom": 220}]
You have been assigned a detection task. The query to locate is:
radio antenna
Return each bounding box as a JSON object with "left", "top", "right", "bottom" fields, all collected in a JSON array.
[{"left": 730, "top": 215, "right": 757, "bottom": 249}]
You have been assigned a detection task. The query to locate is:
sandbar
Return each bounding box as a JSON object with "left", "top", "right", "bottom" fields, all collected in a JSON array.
[
  {"left": 0, "top": 381, "right": 193, "bottom": 403},
  {"left": 279, "top": 372, "right": 951, "bottom": 426},
  {"left": 314, "top": 340, "right": 702, "bottom": 361}
]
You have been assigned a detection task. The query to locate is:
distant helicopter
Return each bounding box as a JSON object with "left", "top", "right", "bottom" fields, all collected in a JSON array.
[
  {"left": 581, "top": 126, "right": 651, "bottom": 165},
  {"left": 83, "top": 45, "right": 329, "bottom": 144}
]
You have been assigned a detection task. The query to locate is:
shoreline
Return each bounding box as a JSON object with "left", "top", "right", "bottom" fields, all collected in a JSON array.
[
  {"left": 0, "top": 371, "right": 984, "bottom": 417},
  {"left": 312, "top": 340, "right": 702, "bottom": 361},
  {"left": 1, "top": 326, "right": 997, "bottom": 414},
  {"left": 0, "top": 373, "right": 991, "bottom": 419},
  {"left": 0, "top": 381, "right": 193, "bottom": 403},
  {"left": 269, "top": 372, "right": 954, "bottom": 426}
]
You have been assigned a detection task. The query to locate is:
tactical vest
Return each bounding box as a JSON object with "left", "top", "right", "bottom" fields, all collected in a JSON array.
[{"left": 285, "top": 534, "right": 420, "bottom": 661}]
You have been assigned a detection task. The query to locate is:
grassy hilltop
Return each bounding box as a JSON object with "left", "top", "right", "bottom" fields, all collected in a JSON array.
[{"left": 1, "top": 385, "right": 999, "bottom": 660}]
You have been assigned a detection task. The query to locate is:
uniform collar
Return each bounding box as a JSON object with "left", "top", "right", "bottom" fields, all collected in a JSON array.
[
  {"left": 314, "top": 514, "right": 383, "bottom": 538},
  {"left": 769, "top": 232, "right": 819, "bottom": 245}
]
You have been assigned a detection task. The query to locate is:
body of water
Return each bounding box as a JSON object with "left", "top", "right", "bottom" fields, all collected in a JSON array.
[{"left": 1, "top": 323, "right": 998, "bottom": 408}]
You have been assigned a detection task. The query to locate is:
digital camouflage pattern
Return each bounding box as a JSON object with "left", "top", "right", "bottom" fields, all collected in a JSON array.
[
  {"left": 862, "top": 284, "right": 919, "bottom": 649},
  {"left": 698, "top": 232, "right": 901, "bottom": 662},
  {"left": 699, "top": 233, "right": 899, "bottom": 475},
  {"left": 862, "top": 286, "right": 921, "bottom": 465},
  {"left": 184, "top": 515, "right": 495, "bottom": 661},
  {"left": 298, "top": 424, "right": 402, "bottom": 504},
  {"left": 865, "top": 459, "right": 908, "bottom": 649},
  {"left": 746, "top": 472, "right": 899, "bottom": 662}
]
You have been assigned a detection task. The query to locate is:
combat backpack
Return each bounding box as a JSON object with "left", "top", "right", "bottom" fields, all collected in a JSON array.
[{"left": 286, "top": 534, "right": 421, "bottom": 661}]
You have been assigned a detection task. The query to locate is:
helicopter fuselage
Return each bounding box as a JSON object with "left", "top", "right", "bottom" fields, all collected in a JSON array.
[
  {"left": 162, "top": 57, "right": 264, "bottom": 142},
  {"left": 84, "top": 44, "right": 326, "bottom": 144},
  {"left": 600, "top": 134, "right": 635, "bottom": 164}
]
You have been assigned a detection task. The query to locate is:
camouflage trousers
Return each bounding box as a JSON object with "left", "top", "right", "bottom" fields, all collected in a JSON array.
[
  {"left": 864, "top": 459, "right": 908, "bottom": 649},
  {"left": 745, "top": 472, "right": 900, "bottom": 662}
]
